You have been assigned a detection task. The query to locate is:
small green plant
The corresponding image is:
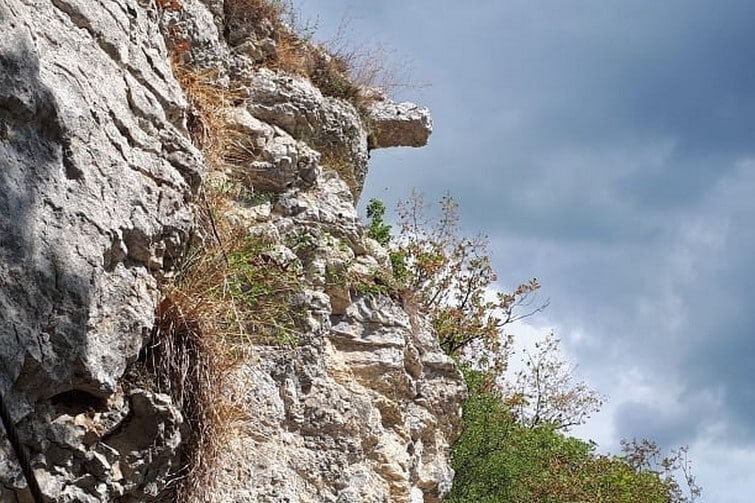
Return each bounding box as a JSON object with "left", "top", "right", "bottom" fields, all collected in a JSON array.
[
  {"left": 351, "top": 269, "right": 397, "bottom": 298},
  {"left": 324, "top": 263, "right": 348, "bottom": 289},
  {"left": 283, "top": 230, "right": 318, "bottom": 255},
  {"left": 365, "top": 198, "right": 392, "bottom": 246},
  {"left": 208, "top": 177, "right": 275, "bottom": 207},
  {"left": 361, "top": 198, "right": 410, "bottom": 289},
  {"left": 222, "top": 236, "right": 304, "bottom": 346},
  {"left": 389, "top": 250, "right": 409, "bottom": 284}
]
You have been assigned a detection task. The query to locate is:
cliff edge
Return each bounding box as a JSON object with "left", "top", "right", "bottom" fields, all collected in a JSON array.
[{"left": 0, "top": 1, "right": 464, "bottom": 502}]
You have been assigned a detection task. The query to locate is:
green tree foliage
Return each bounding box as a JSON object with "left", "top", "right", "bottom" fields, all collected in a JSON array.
[
  {"left": 360, "top": 193, "right": 701, "bottom": 503},
  {"left": 448, "top": 370, "right": 692, "bottom": 503}
]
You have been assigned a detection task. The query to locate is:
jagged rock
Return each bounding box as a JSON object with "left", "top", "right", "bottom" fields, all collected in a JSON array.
[
  {"left": 0, "top": 0, "right": 464, "bottom": 502},
  {"left": 273, "top": 170, "right": 364, "bottom": 249},
  {"left": 158, "top": 0, "right": 230, "bottom": 71},
  {"left": 19, "top": 390, "right": 182, "bottom": 502},
  {"left": 220, "top": 107, "right": 321, "bottom": 191},
  {"left": 0, "top": 0, "right": 199, "bottom": 499},
  {"left": 241, "top": 68, "right": 370, "bottom": 198},
  {"left": 213, "top": 302, "right": 464, "bottom": 503},
  {"left": 368, "top": 101, "right": 433, "bottom": 149}
]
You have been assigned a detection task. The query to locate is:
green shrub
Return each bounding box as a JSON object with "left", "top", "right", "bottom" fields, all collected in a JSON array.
[
  {"left": 447, "top": 369, "right": 695, "bottom": 503},
  {"left": 359, "top": 195, "right": 701, "bottom": 503}
]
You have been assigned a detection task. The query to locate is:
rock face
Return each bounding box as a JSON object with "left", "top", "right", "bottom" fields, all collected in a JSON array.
[
  {"left": 1, "top": 0, "right": 200, "bottom": 500},
  {"left": 0, "top": 1, "right": 463, "bottom": 502}
]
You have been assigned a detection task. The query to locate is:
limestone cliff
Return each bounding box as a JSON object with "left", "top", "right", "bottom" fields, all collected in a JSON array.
[{"left": 0, "top": 1, "right": 465, "bottom": 502}]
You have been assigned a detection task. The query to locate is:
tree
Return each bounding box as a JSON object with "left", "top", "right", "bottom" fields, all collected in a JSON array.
[
  {"left": 393, "top": 191, "right": 546, "bottom": 366},
  {"left": 620, "top": 439, "right": 702, "bottom": 503},
  {"left": 360, "top": 194, "right": 701, "bottom": 503},
  {"left": 504, "top": 332, "right": 604, "bottom": 431},
  {"left": 448, "top": 369, "right": 690, "bottom": 503}
]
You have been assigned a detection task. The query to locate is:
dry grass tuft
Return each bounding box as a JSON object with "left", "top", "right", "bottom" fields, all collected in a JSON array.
[
  {"left": 222, "top": 0, "right": 404, "bottom": 107},
  {"left": 134, "top": 47, "right": 305, "bottom": 499},
  {"left": 223, "top": 0, "right": 285, "bottom": 28},
  {"left": 142, "top": 1, "right": 412, "bottom": 497},
  {"left": 135, "top": 203, "right": 304, "bottom": 500},
  {"left": 305, "top": 48, "right": 363, "bottom": 102},
  {"left": 142, "top": 296, "right": 227, "bottom": 502},
  {"left": 172, "top": 63, "right": 267, "bottom": 186},
  {"left": 171, "top": 63, "right": 240, "bottom": 166},
  {"left": 321, "top": 17, "right": 419, "bottom": 97},
  {"left": 176, "top": 214, "right": 305, "bottom": 350}
]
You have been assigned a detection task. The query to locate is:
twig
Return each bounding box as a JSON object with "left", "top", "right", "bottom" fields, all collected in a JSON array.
[{"left": 0, "top": 390, "right": 44, "bottom": 503}]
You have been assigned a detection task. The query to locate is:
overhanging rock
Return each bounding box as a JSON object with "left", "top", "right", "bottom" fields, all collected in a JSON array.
[{"left": 368, "top": 100, "right": 433, "bottom": 149}]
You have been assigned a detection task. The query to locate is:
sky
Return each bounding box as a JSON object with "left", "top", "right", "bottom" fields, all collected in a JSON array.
[{"left": 293, "top": 1, "right": 755, "bottom": 500}]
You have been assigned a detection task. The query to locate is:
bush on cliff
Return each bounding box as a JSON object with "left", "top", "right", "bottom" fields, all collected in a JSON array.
[{"left": 368, "top": 191, "right": 544, "bottom": 370}]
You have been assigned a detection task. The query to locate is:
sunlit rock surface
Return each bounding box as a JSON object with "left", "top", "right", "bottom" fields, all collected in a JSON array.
[{"left": 0, "top": 1, "right": 462, "bottom": 501}]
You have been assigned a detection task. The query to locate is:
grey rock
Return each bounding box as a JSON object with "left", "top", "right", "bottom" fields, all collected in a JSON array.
[
  {"left": 242, "top": 68, "right": 370, "bottom": 199},
  {"left": 221, "top": 107, "right": 321, "bottom": 191},
  {"left": 1, "top": 0, "right": 198, "bottom": 499},
  {"left": 208, "top": 291, "right": 464, "bottom": 502},
  {"left": 158, "top": 0, "right": 230, "bottom": 72},
  {"left": 368, "top": 100, "right": 433, "bottom": 149}
]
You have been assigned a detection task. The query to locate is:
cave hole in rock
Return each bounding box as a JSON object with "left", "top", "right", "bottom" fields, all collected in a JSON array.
[{"left": 50, "top": 389, "right": 108, "bottom": 415}]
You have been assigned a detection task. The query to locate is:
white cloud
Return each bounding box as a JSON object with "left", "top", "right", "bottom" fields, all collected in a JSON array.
[{"left": 690, "top": 435, "right": 755, "bottom": 503}]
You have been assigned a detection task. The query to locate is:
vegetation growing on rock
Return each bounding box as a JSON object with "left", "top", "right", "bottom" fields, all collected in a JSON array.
[
  {"left": 447, "top": 370, "right": 700, "bottom": 503},
  {"left": 0, "top": 0, "right": 699, "bottom": 499},
  {"left": 152, "top": 1, "right": 452, "bottom": 501}
]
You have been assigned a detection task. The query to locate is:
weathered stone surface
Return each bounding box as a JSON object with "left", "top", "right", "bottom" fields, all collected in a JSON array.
[
  {"left": 220, "top": 107, "right": 321, "bottom": 191},
  {"left": 208, "top": 167, "right": 465, "bottom": 502},
  {"left": 1, "top": 0, "right": 463, "bottom": 502},
  {"left": 158, "top": 0, "right": 230, "bottom": 72},
  {"left": 368, "top": 101, "right": 433, "bottom": 149},
  {"left": 0, "top": 0, "right": 200, "bottom": 499},
  {"left": 241, "top": 68, "right": 371, "bottom": 198},
  {"left": 21, "top": 389, "right": 181, "bottom": 502},
  {"left": 214, "top": 309, "right": 464, "bottom": 503}
]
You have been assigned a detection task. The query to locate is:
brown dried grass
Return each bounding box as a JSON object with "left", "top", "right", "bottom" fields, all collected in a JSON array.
[
  {"left": 222, "top": 0, "right": 405, "bottom": 105},
  {"left": 223, "top": 0, "right": 285, "bottom": 28},
  {"left": 148, "top": 2, "right": 413, "bottom": 497},
  {"left": 142, "top": 56, "right": 305, "bottom": 500},
  {"left": 144, "top": 200, "right": 304, "bottom": 500},
  {"left": 171, "top": 63, "right": 238, "bottom": 167}
]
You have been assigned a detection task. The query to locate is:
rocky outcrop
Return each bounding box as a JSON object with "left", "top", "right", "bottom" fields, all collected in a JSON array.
[
  {"left": 368, "top": 101, "right": 433, "bottom": 149},
  {"left": 209, "top": 171, "right": 464, "bottom": 502},
  {"left": 0, "top": 1, "right": 462, "bottom": 502}
]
